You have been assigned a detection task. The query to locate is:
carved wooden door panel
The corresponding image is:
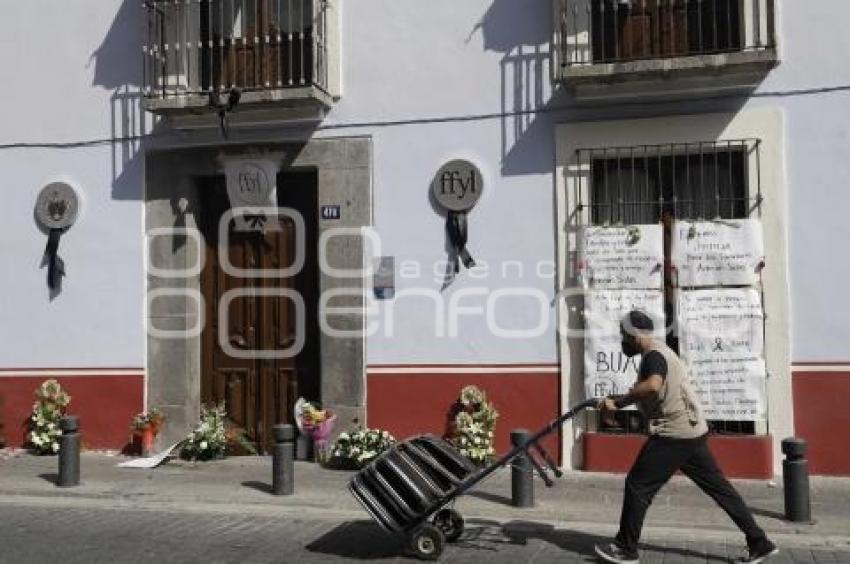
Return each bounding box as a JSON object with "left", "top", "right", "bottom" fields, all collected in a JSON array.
[
  {"left": 200, "top": 178, "right": 298, "bottom": 454},
  {"left": 257, "top": 218, "right": 299, "bottom": 453},
  {"left": 202, "top": 225, "right": 262, "bottom": 452}
]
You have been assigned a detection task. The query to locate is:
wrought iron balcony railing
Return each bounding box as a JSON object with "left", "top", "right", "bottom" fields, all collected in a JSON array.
[
  {"left": 557, "top": 0, "right": 775, "bottom": 68},
  {"left": 143, "top": 0, "right": 330, "bottom": 110}
]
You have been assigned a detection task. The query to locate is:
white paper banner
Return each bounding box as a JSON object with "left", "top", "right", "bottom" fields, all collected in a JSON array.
[
  {"left": 671, "top": 219, "right": 764, "bottom": 287},
  {"left": 584, "top": 289, "right": 665, "bottom": 400},
  {"left": 579, "top": 225, "right": 664, "bottom": 289},
  {"left": 223, "top": 158, "right": 281, "bottom": 232},
  {"left": 117, "top": 441, "right": 184, "bottom": 469},
  {"left": 685, "top": 353, "right": 767, "bottom": 421},
  {"left": 677, "top": 288, "right": 767, "bottom": 421},
  {"left": 676, "top": 288, "right": 764, "bottom": 359}
]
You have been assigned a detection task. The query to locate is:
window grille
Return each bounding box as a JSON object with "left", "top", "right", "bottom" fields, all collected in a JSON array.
[
  {"left": 575, "top": 140, "right": 764, "bottom": 435},
  {"left": 559, "top": 0, "right": 776, "bottom": 67},
  {"left": 144, "top": 0, "right": 328, "bottom": 98}
]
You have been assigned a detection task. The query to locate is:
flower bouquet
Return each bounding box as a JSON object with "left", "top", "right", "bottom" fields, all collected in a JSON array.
[
  {"left": 294, "top": 398, "right": 337, "bottom": 461},
  {"left": 330, "top": 426, "right": 395, "bottom": 469},
  {"left": 181, "top": 403, "right": 227, "bottom": 461},
  {"left": 28, "top": 379, "right": 71, "bottom": 455},
  {"left": 446, "top": 385, "right": 499, "bottom": 465}
]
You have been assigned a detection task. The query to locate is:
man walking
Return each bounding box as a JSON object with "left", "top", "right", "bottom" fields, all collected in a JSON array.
[{"left": 594, "top": 310, "right": 778, "bottom": 564}]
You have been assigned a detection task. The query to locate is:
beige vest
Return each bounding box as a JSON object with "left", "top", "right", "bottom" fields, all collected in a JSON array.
[{"left": 637, "top": 341, "right": 708, "bottom": 439}]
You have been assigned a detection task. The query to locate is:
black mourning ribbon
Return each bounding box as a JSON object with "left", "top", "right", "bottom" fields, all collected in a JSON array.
[
  {"left": 44, "top": 228, "right": 66, "bottom": 291},
  {"left": 244, "top": 213, "right": 267, "bottom": 230},
  {"left": 446, "top": 210, "right": 476, "bottom": 273}
]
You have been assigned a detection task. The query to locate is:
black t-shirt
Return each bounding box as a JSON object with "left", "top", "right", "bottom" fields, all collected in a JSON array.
[{"left": 638, "top": 350, "right": 668, "bottom": 382}]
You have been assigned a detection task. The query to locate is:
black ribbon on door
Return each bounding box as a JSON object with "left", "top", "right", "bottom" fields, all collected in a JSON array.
[
  {"left": 43, "top": 228, "right": 66, "bottom": 291},
  {"left": 244, "top": 213, "right": 268, "bottom": 230},
  {"left": 446, "top": 210, "right": 476, "bottom": 273}
]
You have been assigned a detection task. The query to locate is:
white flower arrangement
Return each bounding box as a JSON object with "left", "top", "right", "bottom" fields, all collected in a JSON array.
[
  {"left": 28, "top": 379, "right": 71, "bottom": 455},
  {"left": 330, "top": 427, "right": 395, "bottom": 468},
  {"left": 450, "top": 385, "right": 498, "bottom": 465},
  {"left": 181, "top": 403, "right": 227, "bottom": 461}
]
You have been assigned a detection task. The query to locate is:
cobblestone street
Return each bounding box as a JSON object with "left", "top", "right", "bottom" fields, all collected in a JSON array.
[{"left": 1, "top": 501, "right": 848, "bottom": 564}]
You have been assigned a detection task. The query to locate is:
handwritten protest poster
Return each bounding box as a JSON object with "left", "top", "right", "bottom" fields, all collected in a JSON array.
[
  {"left": 677, "top": 288, "right": 767, "bottom": 421},
  {"left": 685, "top": 353, "right": 767, "bottom": 421},
  {"left": 676, "top": 288, "right": 764, "bottom": 358},
  {"left": 579, "top": 225, "right": 663, "bottom": 289},
  {"left": 584, "top": 289, "right": 665, "bottom": 400},
  {"left": 671, "top": 219, "right": 764, "bottom": 287}
]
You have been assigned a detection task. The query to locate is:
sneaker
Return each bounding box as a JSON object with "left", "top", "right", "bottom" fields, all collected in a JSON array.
[
  {"left": 594, "top": 542, "right": 639, "bottom": 564},
  {"left": 737, "top": 541, "right": 779, "bottom": 563}
]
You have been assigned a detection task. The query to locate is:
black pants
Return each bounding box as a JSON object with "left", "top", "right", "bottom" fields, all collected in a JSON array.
[{"left": 616, "top": 433, "right": 768, "bottom": 554}]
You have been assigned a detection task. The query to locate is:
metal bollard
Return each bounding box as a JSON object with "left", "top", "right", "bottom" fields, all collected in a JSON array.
[
  {"left": 57, "top": 415, "right": 80, "bottom": 487},
  {"left": 782, "top": 437, "right": 811, "bottom": 522},
  {"left": 272, "top": 424, "right": 295, "bottom": 495},
  {"left": 511, "top": 429, "right": 534, "bottom": 507}
]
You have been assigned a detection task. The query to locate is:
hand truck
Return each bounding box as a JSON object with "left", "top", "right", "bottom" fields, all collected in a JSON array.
[{"left": 348, "top": 399, "right": 598, "bottom": 560}]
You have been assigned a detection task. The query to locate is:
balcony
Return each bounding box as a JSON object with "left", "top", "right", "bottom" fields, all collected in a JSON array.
[
  {"left": 143, "top": 0, "right": 336, "bottom": 124},
  {"left": 555, "top": 0, "right": 778, "bottom": 100}
]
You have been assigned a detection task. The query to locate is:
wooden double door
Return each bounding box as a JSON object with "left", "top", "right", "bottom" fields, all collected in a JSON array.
[{"left": 199, "top": 171, "right": 319, "bottom": 454}]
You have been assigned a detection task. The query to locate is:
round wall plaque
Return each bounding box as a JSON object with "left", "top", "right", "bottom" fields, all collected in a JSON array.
[
  {"left": 35, "top": 182, "right": 80, "bottom": 230},
  {"left": 431, "top": 160, "right": 484, "bottom": 212},
  {"left": 232, "top": 162, "right": 273, "bottom": 206}
]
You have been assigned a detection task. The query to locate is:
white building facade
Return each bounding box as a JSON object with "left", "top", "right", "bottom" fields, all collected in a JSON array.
[{"left": 0, "top": 0, "right": 848, "bottom": 476}]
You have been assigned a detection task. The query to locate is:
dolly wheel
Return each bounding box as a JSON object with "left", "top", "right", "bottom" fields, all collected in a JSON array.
[
  {"left": 433, "top": 508, "right": 464, "bottom": 543},
  {"left": 410, "top": 524, "right": 445, "bottom": 560}
]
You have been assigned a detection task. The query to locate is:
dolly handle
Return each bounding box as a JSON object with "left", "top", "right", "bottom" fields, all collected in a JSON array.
[
  {"left": 532, "top": 442, "right": 562, "bottom": 479},
  {"left": 452, "top": 399, "right": 601, "bottom": 498},
  {"left": 526, "top": 449, "right": 555, "bottom": 487}
]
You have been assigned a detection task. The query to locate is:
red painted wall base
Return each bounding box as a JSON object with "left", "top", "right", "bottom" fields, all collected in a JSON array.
[
  {"left": 367, "top": 368, "right": 561, "bottom": 461},
  {"left": 583, "top": 432, "right": 774, "bottom": 479},
  {"left": 0, "top": 374, "right": 144, "bottom": 450},
  {"left": 793, "top": 370, "right": 850, "bottom": 476}
]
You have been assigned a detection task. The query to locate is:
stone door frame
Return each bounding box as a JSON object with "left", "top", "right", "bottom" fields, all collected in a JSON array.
[{"left": 145, "top": 136, "right": 372, "bottom": 447}]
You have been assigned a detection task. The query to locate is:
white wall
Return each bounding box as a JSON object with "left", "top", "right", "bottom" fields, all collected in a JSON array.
[
  {"left": 1, "top": 0, "right": 850, "bottom": 370},
  {"left": 750, "top": 1, "right": 850, "bottom": 361},
  {"left": 0, "top": 1, "right": 146, "bottom": 368},
  {"left": 329, "top": 0, "right": 560, "bottom": 364},
  {"left": 0, "top": 145, "right": 145, "bottom": 367}
]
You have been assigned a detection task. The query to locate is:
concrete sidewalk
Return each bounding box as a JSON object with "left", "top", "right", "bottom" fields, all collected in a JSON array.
[{"left": 1, "top": 449, "right": 848, "bottom": 552}]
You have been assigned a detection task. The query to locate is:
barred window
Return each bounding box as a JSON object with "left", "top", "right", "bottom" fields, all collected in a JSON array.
[
  {"left": 577, "top": 140, "right": 764, "bottom": 435},
  {"left": 590, "top": 0, "right": 743, "bottom": 63}
]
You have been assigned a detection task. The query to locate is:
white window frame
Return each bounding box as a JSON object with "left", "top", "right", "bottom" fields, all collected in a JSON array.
[{"left": 554, "top": 108, "right": 791, "bottom": 472}]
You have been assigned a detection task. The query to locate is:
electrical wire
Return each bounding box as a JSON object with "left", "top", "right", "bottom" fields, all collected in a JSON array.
[{"left": 1, "top": 83, "right": 849, "bottom": 151}]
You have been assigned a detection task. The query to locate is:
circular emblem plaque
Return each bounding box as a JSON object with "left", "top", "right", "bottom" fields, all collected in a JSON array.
[
  {"left": 233, "top": 162, "right": 273, "bottom": 206},
  {"left": 431, "top": 160, "right": 484, "bottom": 212},
  {"left": 35, "top": 182, "right": 80, "bottom": 230}
]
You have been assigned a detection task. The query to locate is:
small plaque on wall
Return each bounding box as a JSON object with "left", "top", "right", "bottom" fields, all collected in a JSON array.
[
  {"left": 431, "top": 159, "right": 484, "bottom": 212},
  {"left": 35, "top": 182, "right": 80, "bottom": 231},
  {"left": 321, "top": 205, "right": 341, "bottom": 220}
]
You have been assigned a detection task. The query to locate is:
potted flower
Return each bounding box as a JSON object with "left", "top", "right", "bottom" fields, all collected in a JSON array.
[
  {"left": 27, "top": 379, "right": 71, "bottom": 455},
  {"left": 295, "top": 398, "right": 337, "bottom": 462},
  {"left": 131, "top": 408, "right": 165, "bottom": 456}
]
